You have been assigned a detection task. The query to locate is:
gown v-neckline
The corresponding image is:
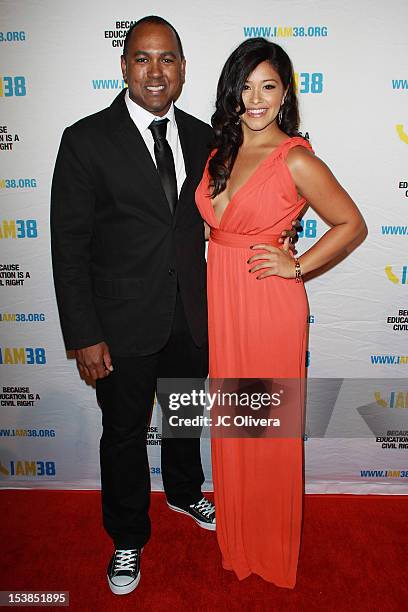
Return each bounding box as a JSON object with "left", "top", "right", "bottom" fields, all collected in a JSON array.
[{"left": 211, "top": 138, "right": 292, "bottom": 228}]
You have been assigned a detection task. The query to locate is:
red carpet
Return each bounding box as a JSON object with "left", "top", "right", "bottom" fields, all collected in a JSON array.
[{"left": 1, "top": 491, "right": 407, "bottom": 611}]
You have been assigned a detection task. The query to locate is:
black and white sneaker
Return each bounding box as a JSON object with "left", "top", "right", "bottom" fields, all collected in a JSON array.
[
  {"left": 167, "top": 497, "right": 216, "bottom": 531},
  {"left": 107, "top": 548, "right": 141, "bottom": 595}
]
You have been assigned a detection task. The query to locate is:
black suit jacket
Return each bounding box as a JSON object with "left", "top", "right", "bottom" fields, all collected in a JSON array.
[{"left": 51, "top": 90, "right": 213, "bottom": 356}]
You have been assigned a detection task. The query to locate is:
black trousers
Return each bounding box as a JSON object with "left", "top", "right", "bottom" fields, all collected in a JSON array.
[{"left": 96, "top": 291, "right": 208, "bottom": 549}]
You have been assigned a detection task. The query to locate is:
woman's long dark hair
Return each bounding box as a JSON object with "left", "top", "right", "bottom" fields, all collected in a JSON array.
[{"left": 209, "top": 38, "right": 301, "bottom": 197}]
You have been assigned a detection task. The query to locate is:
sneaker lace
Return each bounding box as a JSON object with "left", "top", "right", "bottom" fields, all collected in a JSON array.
[
  {"left": 113, "top": 549, "right": 138, "bottom": 574},
  {"left": 193, "top": 497, "right": 215, "bottom": 519}
]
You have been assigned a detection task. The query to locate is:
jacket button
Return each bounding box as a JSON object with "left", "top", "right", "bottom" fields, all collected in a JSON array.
[{"left": 168, "top": 268, "right": 175, "bottom": 276}]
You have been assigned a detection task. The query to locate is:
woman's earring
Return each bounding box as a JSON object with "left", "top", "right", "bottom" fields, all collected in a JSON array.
[
  {"left": 278, "top": 98, "right": 285, "bottom": 124},
  {"left": 235, "top": 117, "right": 241, "bottom": 125}
]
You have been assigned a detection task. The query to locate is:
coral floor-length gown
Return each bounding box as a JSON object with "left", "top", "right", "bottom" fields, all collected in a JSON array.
[{"left": 195, "top": 137, "right": 312, "bottom": 588}]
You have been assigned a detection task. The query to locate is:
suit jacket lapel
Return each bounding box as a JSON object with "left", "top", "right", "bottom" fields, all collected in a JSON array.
[
  {"left": 107, "top": 91, "right": 172, "bottom": 221},
  {"left": 175, "top": 107, "right": 193, "bottom": 183},
  {"left": 174, "top": 107, "right": 202, "bottom": 222}
]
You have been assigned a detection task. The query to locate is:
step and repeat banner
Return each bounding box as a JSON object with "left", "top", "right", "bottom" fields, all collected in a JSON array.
[{"left": 1, "top": 0, "right": 407, "bottom": 493}]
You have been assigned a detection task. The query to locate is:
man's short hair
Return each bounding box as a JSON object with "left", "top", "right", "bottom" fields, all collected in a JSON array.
[{"left": 122, "top": 15, "right": 184, "bottom": 59}]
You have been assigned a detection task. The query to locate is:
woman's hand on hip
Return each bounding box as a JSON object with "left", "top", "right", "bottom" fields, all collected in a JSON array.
[{"left": 247, "top": 238, "right": 296, "bottom": 280}]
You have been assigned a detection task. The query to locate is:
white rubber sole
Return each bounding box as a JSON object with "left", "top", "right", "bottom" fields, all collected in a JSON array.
[
  {"left": 107, "top": 571, "right": 141, "bottom": 595},
  {"left": 167, "top": 502, "right": 216, "bottom": 531}
]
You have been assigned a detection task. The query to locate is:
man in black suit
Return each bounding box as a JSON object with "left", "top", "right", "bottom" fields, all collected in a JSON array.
[{"left": 51, "top": 16, "right": 214, "bottom": 595}]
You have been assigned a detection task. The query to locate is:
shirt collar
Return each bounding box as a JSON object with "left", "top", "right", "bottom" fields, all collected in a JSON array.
[{"left": 125, "top": 90, "right": 176, "bottom": 133}]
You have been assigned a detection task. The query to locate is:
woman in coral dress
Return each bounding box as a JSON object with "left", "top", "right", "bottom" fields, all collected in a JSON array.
[{"left": 195, "top": 38, "right": 366, "bottom": 588}]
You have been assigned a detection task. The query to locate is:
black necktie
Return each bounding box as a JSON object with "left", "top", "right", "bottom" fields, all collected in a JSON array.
[{"left": 148, "top": 118, "right": 178, "bottom": 215}]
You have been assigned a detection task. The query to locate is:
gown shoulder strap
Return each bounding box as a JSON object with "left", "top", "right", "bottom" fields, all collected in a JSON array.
[{"left": 280, "top": 136, "right": 314, "bottom": 158}]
